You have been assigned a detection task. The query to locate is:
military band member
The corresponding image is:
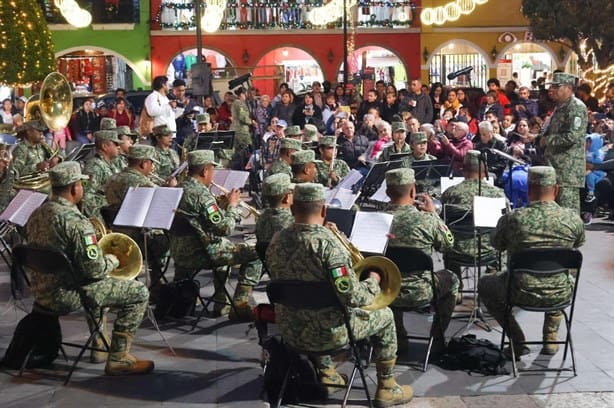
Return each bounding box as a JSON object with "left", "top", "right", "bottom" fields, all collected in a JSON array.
[
  {"left": 82, "top": 130, "right": 121, "bottom": 219},
  {"left": 0, "top": 143, "right": 16, "bottom": 212},
  {"left": 441, "top": 150, "right": 507, "bottom": 302},
  {"left": 315, "top": 136, "right": 350, "bottom": 187},
  {"left": 267, "top": 183, "right": 413, "bottom": 407},
  {"left": 264, "top": 137, "right": 302, "bottom": 178},
  {"left": 478, "top": 166, "right": 585, "bottom": 359},
  {"left": 26, "top": 161, "right": 153, "bottom": 375},
  {"left": 170, "top": 150, "right": 261, "bottom": 320},
  {"left": 100, "top": 117, "right": 117, "bottom": 131},
  {"left": 384, "top": 168, "right": 459, "bottom": 354},
  {"left": 408, "top": 132, "right": 436, "bottom": 164},
  {"left": 184, "top": 113, "right": 213, "bottom": 152},
  {"left": 112, "top": 125, "right": 136, "bottom": 172},
  {"left": 152, "top": 125, "right": 180, "bottom": 185},
  {"left": 291, "top": 149, "right": 319, "bottom": 184},
  {"left": 12, "top": 120, "right": 62, "bottom": 177},
  {"left": 284, "top": 124, "right": 303, "bottom": 140},
  {"left": 379, "top": 121, "right": 411, "bottom": 164},
  {"left": 255, "top": 173, "right": 295, "bottom": 246}
]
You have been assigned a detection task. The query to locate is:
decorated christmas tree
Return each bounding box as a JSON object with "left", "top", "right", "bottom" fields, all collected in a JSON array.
[{"left": 0, "top": 0, "right": 56, "bottom": 86}]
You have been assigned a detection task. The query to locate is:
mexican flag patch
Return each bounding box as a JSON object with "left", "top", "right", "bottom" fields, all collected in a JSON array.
[
  {"left": 331, "top": 265, "right": 349, "bottom": 279},
  {"left": 206, "top": 204, "right": 220, "bottom": 215},
  {"left": 84, "top": 234, "right": 97, "bottom": 246}
]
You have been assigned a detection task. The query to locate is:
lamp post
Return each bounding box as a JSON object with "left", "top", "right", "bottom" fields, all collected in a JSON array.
[
  {"left": 343, "top": 0, "right": 348, "bottom": 90},
  {"left": 194, "top": 0, "right": 203, "bottom": 65}
]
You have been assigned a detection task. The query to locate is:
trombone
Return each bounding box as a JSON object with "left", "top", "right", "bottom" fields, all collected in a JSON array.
[{"left": 210, "top": 181, "right": 261, "bottom": 219}]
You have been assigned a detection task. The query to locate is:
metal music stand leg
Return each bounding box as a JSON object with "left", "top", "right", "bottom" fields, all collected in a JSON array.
[
  {"left": 142, "top": 229, "right": 175, "bottom": 355},
  {"left": 1, "top": 225, "right": 28, "bottom": 319}
]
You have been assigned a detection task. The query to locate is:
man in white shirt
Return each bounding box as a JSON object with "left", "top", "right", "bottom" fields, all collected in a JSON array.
[{"left": 144, "top": 76, "right": 176, "bottom": 135}]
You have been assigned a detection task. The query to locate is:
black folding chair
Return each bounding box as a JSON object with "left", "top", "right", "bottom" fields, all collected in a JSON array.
[
  {"left": 255, "top": 241, "right": 270, "bottom": 279},
  {"left": 385, "top": 247, "right": 438, "bottom": 371},
  {"left": 266, "top": 280, "right": 373, "bottom": 408},
  {"left": 500, "top": 248, "right": 583, "bottom": 376},
  {"left": 12, "top": 245, "right": 109, "bottom": 385},
  {"left": 167, "top": 213, "right": 236, "bottom": 329}
]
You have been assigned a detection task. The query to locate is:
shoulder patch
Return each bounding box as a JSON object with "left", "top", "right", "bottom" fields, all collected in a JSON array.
[
  {"left": 206, "top": 203, "right": 222, "bottom": 224},
  {"left": 84, "top": 234, "right": 97, "bottom": 246},
  {"left": 335, "top": 276, "right": 351, "bottom": 293},
  {"left": 331, "top": 265, "right": 349, "bottom": 279},
  {"left": 86, "top": 245, "right": 99, "bottom": 260},
  {"left": 440, "top": 223, "right": 454, "bottom": 244},
  {"left": 573, "top": 116, "right": 582, "bottom": 130}
]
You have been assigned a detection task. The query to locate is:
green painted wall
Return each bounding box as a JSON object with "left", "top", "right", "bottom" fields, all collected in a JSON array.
[{"left": 49, "top": 0, "right": 151, "bottom": 90}]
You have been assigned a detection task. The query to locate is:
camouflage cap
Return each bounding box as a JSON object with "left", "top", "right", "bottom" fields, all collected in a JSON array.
[
  {"left": 23, "top": 120, "right": 46, "bottom": 132},
  {"left": 291, "top": 149, "right": 316, "bottom": 165},
  {"left": 293, "top": 182, "right": 324, "bottom": 202},
  {"left": 187, "top": 149, "right": 221, "bottom": 168},
  {"left": 99, "top": 117, "right": 117, "bottom": 130},
  {"left": 385, "top": 168, "right": 415, "bottom": 187},
  {"left": 152, "top": 124, "right": 173, "bottom": 137},
  {"left": 262, "top": 173, "right": 295, "bottom": 197},
  {"left": 285, "top": 125, "right": 302, "bottom": 137},
  {"left": 463, "top": 149, "right": 481, "bottom": 170},
  {"left": 410, "top": 131, "right": 427, "bottom": 144},
  {"left": 127, "top": 145, "right": 159, "bottom": 164},
  {"left": 391, "top": 121, "right": 407, "bottom": 133},
  {"left": 94, "top": 130, "right": 120, "bottom": 144},
  {"left": 115, "top": 125, "right": 136, "bottom": 137},
  {"left": 280, "top": 138, "right": 303, "bottom": 151},
  {"left": 548, "top": 72, "right": 577, "bottom": 87},
  {"left": 303, "top": 124, "right": 319, "bottom": 142},
  {"left": 528, "top": 166, "right": 557, "bottom": 186},
  {"left": 49, "top": 161, "right": 89, "bottom": 187},
  {"left": 196, "top": 113, "right": 210, "bottom": 124},
  {"left": 319, "top": 135, "right": 338, "bottom": 147}
]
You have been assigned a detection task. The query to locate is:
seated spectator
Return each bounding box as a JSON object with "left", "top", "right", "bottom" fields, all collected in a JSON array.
[
  {"left": 513, "top": 86, "right": 538, "bottom": 121},
  {"left": 472, "top": 121, "right": 508, "bottom": 181},
  {"left": 428, "top": 120, "right": 472, "bottom": 174},
  {"left": 478, "top": 90, "right": 504, "bottom": 122},
  {"left": 585, "top": 133, "right": 607, "bottom": 203},
  {"left": 336, "top": 120, "right": 369, "bottom": 169}
]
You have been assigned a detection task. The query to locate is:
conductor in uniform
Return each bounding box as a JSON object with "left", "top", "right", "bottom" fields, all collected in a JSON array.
[
  {"left": 26, "top": 161, "right": 153, "bottom": 375},
  {"left": 478, "top": 166, "right": 585, "bottom": 359},
  {"left": 267, "top": 183, "right": 414, "bottom": 408}
]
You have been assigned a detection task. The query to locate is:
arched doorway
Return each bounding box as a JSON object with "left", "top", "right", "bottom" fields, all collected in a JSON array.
[
  {"left": 497, "top": 42, "right": 557, "bottom": 88},
  {"left": 56, "top": 48, "right": 142, "bottom": 94},
  {"left": 337, "top": 46, "right": 408, "bottom": 96},
  {"left": 166, "top": 48, "right": 232, "bottom": 87},
  {"left": 253, "top": 47, "right": 324, "bottom": 97},
  {"left": 428, "top": 41, "right": 489, "bottom": 89}
]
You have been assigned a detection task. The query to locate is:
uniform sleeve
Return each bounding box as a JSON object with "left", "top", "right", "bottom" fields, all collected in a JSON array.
[
  {"left": 431, "top": 213, "right": 454, "bottom": 252},
  {"left": 11, "top": 145, "right": 36, "bottom": 176},
  {"left": 491, "top": 213, "right": 514, "bottom": 250},
  {"left": 545, "top": 103, "right": 587, "bottom": 148},
  {"left": 196, "top": 194, "right": 240, "bottom": 237},
  {"left": 322, "top": 238, "right": 380, "bottom": 308},
  {"left": 68, "top": 220, "right": 118, "bottom": 283}
]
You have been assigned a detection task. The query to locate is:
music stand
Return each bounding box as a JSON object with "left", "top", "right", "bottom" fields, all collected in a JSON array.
[
  {"left": 360, "top": 160, "right": 405, "bottom": 199},
  {"left": 324, "top": 208, "right": 356, "bottom": 238},
  {"left": 66, "top": 143, "right": 96, "bottom": 162},
  {"left": 412, "top": 159, "right": 452, "bottom": 194},
  {"left": 389, "top": 152, "right": 411, "bottom": 162},
  {"left": 196, "top": 131, "right": 235, "bottom": 151}
]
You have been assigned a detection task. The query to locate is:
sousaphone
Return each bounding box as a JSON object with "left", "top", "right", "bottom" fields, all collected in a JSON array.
[{"left": 39, "top": 72, "right": 73, "bottom": 131}]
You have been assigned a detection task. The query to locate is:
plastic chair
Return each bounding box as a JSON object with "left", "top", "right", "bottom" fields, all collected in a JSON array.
[
  {"left": 385, "top": 247, "right": 438, "bottom": 372},
  {"left": 12, "top": 244, "right": 110, "bottom": 385},
  {"left": 266, "top": 280, "right": 373, "bottom": 408},
  {"left": 500, "top": 248, "right": 583, "bottom": 376}
]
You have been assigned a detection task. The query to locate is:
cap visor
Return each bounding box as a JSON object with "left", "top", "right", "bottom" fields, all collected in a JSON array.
[{"left": 80, "top": 175, "right": 90, "bottom": 180}]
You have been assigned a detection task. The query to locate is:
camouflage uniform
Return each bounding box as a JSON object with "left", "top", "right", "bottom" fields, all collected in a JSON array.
[
  {"left": 267, "top": 223, "right": 397, "bottom": 361},
  {"left": 315, "top": 159, "right": 350, "bottom": 186},
  {"left": 11, "top": 140, "right": 57, "bottom": 177},
  {"left": 379, "top": 143, "right": 411, "bottom": 163},
  {"left": 264, "top": 158, "right": 292, "bottom": 178},
  {"left": 255, "top": 207, "right": 294, "bottom": 245},
  {"left": 82, "top": 153, "right": 119, "bottom": 218},
  {"left": 230, "top": 98, "right": 252, "bottom": 151},
  {"left": 112, "top": 154, "right": 128, "bottom": 173},
  {"left": 541, "top": 73, "right": 588, "bottom": 214},
  {"left": 154, "top": 146, "right": 180, "bottom": 181},
  {"left": 0, "top": 166, "right": 17, "bottom": 213},
  {"left": 478, "top": 166, "right": 585, "bottom": 348},
  {"left": 25, "top": 163, "right": 148, "bottom": 336}
]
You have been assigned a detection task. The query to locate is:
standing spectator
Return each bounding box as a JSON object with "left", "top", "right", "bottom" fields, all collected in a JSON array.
[
  {"left": 576, "top": 83, "right": 600, "bottom": 112},
  {"left": 441, "top": 89, "right": 461, "bottom": 118},
  {"left": 381, "top": 91, "right": 400, "bottom": 123},
  {"left": 254, "top": 95, "right": 272, "bottom": 140},
  {"left": 217, "top": 91, "right": 234, "bottom": 130},
  {"left": 375, "top": 80, "right": 387, "bottom": 104},
  {"left": 407, "top": 78, "right": 433, "bottom": 125},
  {"left": 271, "top": 82, "right": 289, "bottom": 107},
  {"left": 321, "top": 92, "right": 338, "bottom": 130},
  {"left": 270, "top": 90, "right": 296, "bottom": 127},
  {"left": 357, "top": 89, "right": 381, "bottom": 124},
  {"left": 311, "top": 81, "right": 325, "bottom": 110},
  {"left": 230, "top": 87, "right": 257, "bottom": 169},
  {"left": 144, "top": 75, "right": 176, "bottom": 134},
  {"left": 513, "top": 86, "right": 539, "bottom": 121},
  {"left": 539, "top": 73, "right": 588, "bottom": 213},
  {"left": 430, "top": 82, "right": 445, "bottom": 122},
  {"left": 504, "top": 80, "right": 519, "bottom": 106},
  {"left": 334, "top": 84, "right": 349, "bottom": 106},
  {"left": 72, "top": 97, "right": 99, "bottom": 144},
  {"left": 15, "top": 96, "right": 27, "bottom": 117}
]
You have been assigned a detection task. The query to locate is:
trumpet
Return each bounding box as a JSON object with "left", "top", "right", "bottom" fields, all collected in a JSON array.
[
  {"left": 149, "top": 173, "right": 168, "bottom": 185},
  {"left": 326, "top": 223, "right": 401, "bottom": 311},
  {"left": 210, "top": 181, "right": 261, "bottom": 219}
]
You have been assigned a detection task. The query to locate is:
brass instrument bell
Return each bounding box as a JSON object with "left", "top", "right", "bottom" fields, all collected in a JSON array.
[
  {"left": 39, "top": 72, "right": 73, "bottom": 131},
  {"left": 99, "top": 232, "right": 143, "bottom": 280}
]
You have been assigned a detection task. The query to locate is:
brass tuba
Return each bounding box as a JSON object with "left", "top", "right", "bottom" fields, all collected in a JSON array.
[
  {"left": 327, "top": 224, "right": 401, "bottom": 311},
  {"left": 39, "top": 72, "right": 73, "bottom": 131},
  {"left": 91, "top": 217, "right": 143, "bottom": 280}
]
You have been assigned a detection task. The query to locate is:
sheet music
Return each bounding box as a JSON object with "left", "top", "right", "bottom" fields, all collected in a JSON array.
[
  {"left": 337, "top": 169, "right": 363, "bottom": 190},
  {"left": 350, "top": 212, "right": 393, "bottom": 254},
  {"left": 170, "top": 161, "right": 188, "bottom": 178},
  {"left": 113, "top": 187, "right": 154, "bottom": 227},
  {"left": 144, "top": 187, "right": 184, "bottom": 229},
  {"left": 370, "top": 180, "right": 390, "bottom": 203},
  {"left": 440, "top": 177, "right": 494, "bottom": 193},
  {"left": 473, "top": 196, "right": 506, "bottom": 228},
  {"left": 211, "top": 170, "right": 249, "bottom": 195},
  {"left": 0, "top": 189, "right": 47, "bottom": 227},
  {"left": 328, "top": 188, "right": 360, "bottom": 210}
]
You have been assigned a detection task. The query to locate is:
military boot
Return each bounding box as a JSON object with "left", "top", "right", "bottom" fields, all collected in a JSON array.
[
  {"left": 374, "top": 358, "right": 413, "bottom": 408},
  {"left": 229, "top": 284, "right": 254, "bottom": 322},
  {"left": 211, "top": 267, "right": 231, "bottom": 317},
  {"left": 540, "top": 312, "right": 563, "bottom": 355},
  {"left": 317, "top": 365, "right": 347, "bottom": 394},
  {"left": 105, "top": 331, "right": 154, "bottom": 376},
  {"left": 87, "top": 315, "right": 109, "bottom": 363}
]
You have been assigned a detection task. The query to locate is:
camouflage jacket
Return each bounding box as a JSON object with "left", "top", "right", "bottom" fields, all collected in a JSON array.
[
  {"left": 25, "top": 196, "right": 118, "bottom": 312},
  {"left": 440, "top": 179, "right": 506, "bottom": 259},
  {"left": 0, "top": 166, "right": 17, "bottom": 213},
  {"left": 169, "top": 177, "right": 242, "bottom": 269},
  {"left": 264, "top": 158, "right": 292, "bottom": 179},
  {"left": 255, "top": 207, "right": 294, "bottom": 245},
  {"left": 230, "top": 99, "right": 252, "bottom": 150},
  {"left": 315, "top": 159, "right": 350, "bottom": 187},
  {"left": 266, "top": 223, "right": 380, "bottom": 352},
  {"left": 82, "top": 153, "right": 119, "bottom": 218},
  {"left": 111, "top": 154, "right": 128, "bottom": 173},
  {"left": 11, "top": 141, "right": 59, "bottom": 177},
  {"left": 492, "top": 200, "right": 585, "bottom": 304},
  {"left": 542, "top": 96, "right": 587, "bottom": 187},
  {"left": 154, "top": 146, "right": 180, "bottom": 181},
  {"left": 104, "top": 168, "right": 155, "bottom": 207},
  {"left": 387, "top": 204, "right": 454, "bottom": 307},
  {"left": 379, "top": 143, "right": 411, "bottom": 163}
]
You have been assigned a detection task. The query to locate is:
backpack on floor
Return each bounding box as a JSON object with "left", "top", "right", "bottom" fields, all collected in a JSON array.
[
  {"left": 154, "top": 279, "right": 200, "bottom": 319},
  {"left": 261, "top": 334, "right": 328, "bottom": 405},
  {"left": 435, "top": 334, "right": 508, "bottom": 375},
  {"left": 1, "top": 311, "right": 62, "bottom": 369}
]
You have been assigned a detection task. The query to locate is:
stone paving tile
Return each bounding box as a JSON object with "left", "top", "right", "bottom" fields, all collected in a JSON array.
[
  {"left": 531, "top": 392, "right": 613, "bottom": 408},
  {"left": 406, "top": 396, "right": 466, "bottom": 407},
  {"left": 462, "top": 394, "right": 542, "bottom": 408}
]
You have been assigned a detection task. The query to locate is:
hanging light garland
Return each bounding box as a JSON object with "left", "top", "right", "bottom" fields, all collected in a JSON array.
[
  {"left": 421, "top": 0, "right": 487, "bottom": 26},
  {"left": 55, "top": 0, "right": 92, "bottom": 28}
]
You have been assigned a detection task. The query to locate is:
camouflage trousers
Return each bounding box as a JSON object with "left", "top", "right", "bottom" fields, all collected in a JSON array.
[
  {"left": 207, "top": 237, "right": 262, "bottom": 287},
  {"left": 37, "top": 278, "right": 149, "bottom": 335},
  {"left": 478, "top": 272, "right": 572, "bottom": 343},
  {"left": 391, "top": 269, "right": 459, "bottom": 341},
  {"left": 556, "top": 186, "right": 581, "bottom": 215}
]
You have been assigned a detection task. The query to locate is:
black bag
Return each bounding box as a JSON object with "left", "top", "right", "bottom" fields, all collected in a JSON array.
[
  {"left": 261, "top": 335, "right": 328, "bottom": 405},
  {"left": 435, "top": 334, "right": 508, "bottom": 375},
  {"left": 154, "top": 279, "right": 200, "bottom": 319},
  {"left": 1, "top": 311, "right": 62, "bottom": 369}
]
